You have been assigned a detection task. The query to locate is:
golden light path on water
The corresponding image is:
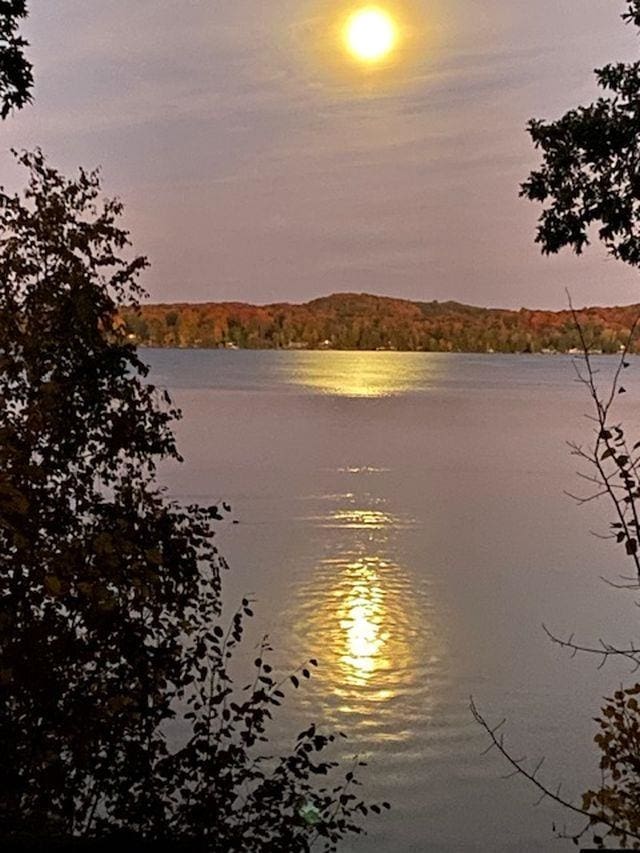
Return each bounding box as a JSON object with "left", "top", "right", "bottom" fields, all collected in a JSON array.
[
  {"left": 289, "top": 351, "right": 445, "bottom": 398},
  {"left": 285, "top": 500, "right": 445, "bottom": 735},
  {"left": 336, "top": 555, "right": 397, "bottom": 698}
]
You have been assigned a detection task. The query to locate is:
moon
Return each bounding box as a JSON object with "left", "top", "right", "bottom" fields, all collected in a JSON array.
[{"left": 344, "top": 7, "right": 397, "bottom": 63}]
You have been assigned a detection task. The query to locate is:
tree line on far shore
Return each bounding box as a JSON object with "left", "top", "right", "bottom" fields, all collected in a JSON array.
[{"left": 121, "top": 293, "right": 640, "bottom": 354}]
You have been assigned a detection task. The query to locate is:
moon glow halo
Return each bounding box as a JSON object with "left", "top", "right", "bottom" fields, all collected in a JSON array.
[{"left": 344, "top": 7, "right": 397, "bottom": 63}]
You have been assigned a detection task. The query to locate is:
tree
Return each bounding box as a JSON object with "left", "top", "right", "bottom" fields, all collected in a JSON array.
[
  {"left": 0, "top": 150, "right": 383, "bottom": 850},
  {"left": 521, "top": 1, "right": 640, "bottom": 266},
  {"left": 473, "top": 3, "right": 640, "bottom": 848},
  {"left": 0, "top": 2, "right": 33, "bottom": 118}
]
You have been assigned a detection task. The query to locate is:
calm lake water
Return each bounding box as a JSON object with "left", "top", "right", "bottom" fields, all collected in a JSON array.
[{"left": 147, "top": 350, "right": 640, "bottom": 852}]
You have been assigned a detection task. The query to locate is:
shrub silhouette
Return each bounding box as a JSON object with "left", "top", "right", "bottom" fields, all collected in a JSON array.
[
  {"left": 0, "top": 150, "right": 384, "bottom": 851},
  {"left": 0, "top": 2, "right": 33, "bottom": 119}
]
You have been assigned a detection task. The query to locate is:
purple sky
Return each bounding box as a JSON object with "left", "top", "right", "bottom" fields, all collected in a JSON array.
[{"left": 2, "top": 1, "right": 640, "bottom": 308}]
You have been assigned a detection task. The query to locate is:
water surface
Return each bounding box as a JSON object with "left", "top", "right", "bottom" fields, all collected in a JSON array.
[{"left": 149, "top": 350, "right": 640, "bottom": 852}]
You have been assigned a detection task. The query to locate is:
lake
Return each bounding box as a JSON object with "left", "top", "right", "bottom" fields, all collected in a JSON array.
[{"left": 147, "top": 349, "right": 640, "bottom": 852}]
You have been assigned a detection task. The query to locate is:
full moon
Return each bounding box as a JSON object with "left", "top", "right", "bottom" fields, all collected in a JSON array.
[{"left": 344, "top": 7, "right": 397, "bottom": 63}]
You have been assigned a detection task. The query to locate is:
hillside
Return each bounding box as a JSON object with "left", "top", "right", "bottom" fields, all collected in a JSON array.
[{"left": 120, "top": 292, "right": 640, "bottom": 354}]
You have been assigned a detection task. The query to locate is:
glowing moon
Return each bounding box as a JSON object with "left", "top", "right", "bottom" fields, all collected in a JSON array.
[{"left": 344, "top": 7, "right": 397, "bottom": 63}]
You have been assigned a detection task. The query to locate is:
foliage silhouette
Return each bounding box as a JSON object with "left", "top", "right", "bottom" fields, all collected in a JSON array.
[
  {"left": 582, "top": 685, "right": 640, "bottom": 847},
  {"left": 0, "top": 2, "right": 32, "bottom": 118},
  {"left": 0, "top": 150, "right": 384, "bottom": 851},
  {"left": 475, "top": 3, "right": 640, "bottom": 848},
  {"left": 521, "top": 1, "right": 640, "bottom": 267}
]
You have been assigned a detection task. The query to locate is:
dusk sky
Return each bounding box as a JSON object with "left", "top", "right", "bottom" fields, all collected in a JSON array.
[{"left": 3, "top": 0, "right": 640, "bottom": 309}]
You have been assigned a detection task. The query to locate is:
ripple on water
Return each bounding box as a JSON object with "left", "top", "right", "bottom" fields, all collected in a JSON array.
[
  {"left": 267, "top": 494, "right": 480, "bottom": 831},
  {"left": 282, "top": 510, "right": 444, "bottom": 733}
]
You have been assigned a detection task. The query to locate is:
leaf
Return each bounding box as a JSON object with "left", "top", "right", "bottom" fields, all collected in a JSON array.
[
  {"left": 290, "top": 675, "right": 299, "bottom": 688},
  {"left": 44, "top": 575, "right": 62, "bottom": 596}
]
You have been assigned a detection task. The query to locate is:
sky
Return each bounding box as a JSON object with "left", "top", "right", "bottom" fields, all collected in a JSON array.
[{"left": 1, "top": 0, "right": 640, "bottom": 309}]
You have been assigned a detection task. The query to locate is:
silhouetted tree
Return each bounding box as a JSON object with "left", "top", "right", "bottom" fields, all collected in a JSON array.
[
  {"left": 0, "top": 2, "right": 32, "bottom": 118},
  {"left": 0, "top": 150, "right": 383, "bottom": 851},
  {"left": 474, "top": 3, "right": 640, "bottom": 848},
  {"left": 521, "top": 1, "right": 640, "bottom": 267}
]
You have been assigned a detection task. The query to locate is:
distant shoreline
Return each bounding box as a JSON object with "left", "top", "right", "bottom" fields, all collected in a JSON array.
[
  {"left": 120, "top": 292, "right": 640, "bottom": 355},
  {"left": 138, "top": 345, "right": 629, "bottom": 356}
]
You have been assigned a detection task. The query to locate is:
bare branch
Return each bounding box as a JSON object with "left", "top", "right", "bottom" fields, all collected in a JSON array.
[
  {"left": 543, "top": 625, "right": 640, "bottom": 669},
  {"left": 470, "top": 697, "right": 640, "bottom": 843}
]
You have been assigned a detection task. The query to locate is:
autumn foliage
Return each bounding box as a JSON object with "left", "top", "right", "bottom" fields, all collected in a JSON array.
[
  {"left": 583, "top": 686, "right": 640, "bottom": 849},
  {"left": 121, "top": 294, "right": 640, "bottom": 354}
]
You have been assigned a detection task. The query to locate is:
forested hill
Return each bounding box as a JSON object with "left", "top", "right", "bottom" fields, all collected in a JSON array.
[{"left": 120, "top": 293, "right": 640, "bottom": 354}]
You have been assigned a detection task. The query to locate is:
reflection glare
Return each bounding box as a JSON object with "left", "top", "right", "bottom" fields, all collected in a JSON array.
[
  {"left": 290, "top": 351, "right": 443, "bottom": 398},
  {"left": 338, "top": 559, "right": 390, "bottom": 686},
  {"left": 332, "top": 509, "right": 396, "bottom": 528},
  {"left": 303, "top": 552, "right": 416, "bottom": 707},
  {"left": 288, "top": 502, "right": 444, "bottom": 725}
]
